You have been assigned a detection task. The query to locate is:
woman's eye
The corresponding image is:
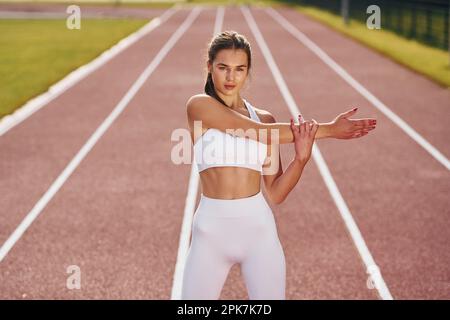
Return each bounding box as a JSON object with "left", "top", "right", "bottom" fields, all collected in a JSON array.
[{"left": 217, "top": 67, "right": 244, "bottom": 71}]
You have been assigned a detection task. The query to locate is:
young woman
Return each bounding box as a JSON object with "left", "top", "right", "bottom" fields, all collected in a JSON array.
[{"left": 182, "top": 31, "right": 377, "bottom": 300}]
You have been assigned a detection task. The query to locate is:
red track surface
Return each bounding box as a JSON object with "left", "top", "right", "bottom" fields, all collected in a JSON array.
[{"left": 0, "top": 4, "right": 449, "bottom": 299}]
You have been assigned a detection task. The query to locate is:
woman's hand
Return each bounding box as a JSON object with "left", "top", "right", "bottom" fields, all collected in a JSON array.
[
  {"left": 330, "top": 107, "right": 377, "bottom": 139},
  {"left": 290, "top": 115, "right": 319, "bottom": 164}
]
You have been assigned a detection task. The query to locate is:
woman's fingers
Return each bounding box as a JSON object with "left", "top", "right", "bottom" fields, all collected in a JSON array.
[
  {"left": 290, "top": 117, "right": 298, "bottom": 131},
  {"left": 297, "top": 115, "right": 304, "bottom": 131},
  {"left": 353, "top": 119, "right": 377, "bottom": 130},
  {"left": 353, "top": 130, "right": 369, "bottom": 138},
  {"left": 299, "top": 119, "right": 305, "bottom": 135},
  {"left": 306, "top": 120, "right": 313, "bottom": 132},
  {"left": 290, "top": 118, "right": 298, "bottom": 135},
  {"left": 292, "top": 115, "right": 319, "bottom": 140},
  {"left": 296, "top": 115, "right": 321, "bottom": 139},
  {"left": 290, "top": 117, "right": 301, "bottom": 138},
  {"left": 298, "top": 118, "right": 316, "bottom": 136},
  {"left": 311, "top": 119, "right": 319, "bottom": 136}
]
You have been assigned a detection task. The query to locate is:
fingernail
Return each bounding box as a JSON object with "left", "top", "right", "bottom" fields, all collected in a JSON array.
[{"left": 354, "top": 107, "right": 358, "bottom": 111}]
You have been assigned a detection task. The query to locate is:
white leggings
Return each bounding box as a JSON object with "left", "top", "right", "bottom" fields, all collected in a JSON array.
[{"left": 181, "top": 191, "right": 286, "bottom": 300}]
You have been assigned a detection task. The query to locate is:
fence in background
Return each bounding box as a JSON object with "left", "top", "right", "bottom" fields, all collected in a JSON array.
[{"left": 290, "top": 0, "right": 449, "bottom": 50}]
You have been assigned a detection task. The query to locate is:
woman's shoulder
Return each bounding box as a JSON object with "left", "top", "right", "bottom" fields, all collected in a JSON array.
[{"left": 186, "top": 93, "right": 211, "bottom": 106}]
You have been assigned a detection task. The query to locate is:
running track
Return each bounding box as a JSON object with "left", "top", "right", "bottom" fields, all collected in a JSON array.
[{"left": 0, "top": 3, "right": 449, "bottom": 299}]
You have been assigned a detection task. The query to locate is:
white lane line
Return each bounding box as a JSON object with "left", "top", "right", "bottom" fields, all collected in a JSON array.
[
  {"left": 0, "top": 5, "right": 178, "bottom": 137},
  {"left": 0, "top": 7, "right": 202, "bottom": 263},
  {"left": 170, "top": 161, "right": 200, "bottom": 300},
  {"left": 171, "top": 6, "right": 225, "bottom": 300},
  {"left": 266, "top": 7, "right": 450, "bottom": 172},
  {"left": 241, "top": 5, "right": 394, "bottom": 300},
  {"left": 213, "top": 5, "right": 225, "bottom": 36}
]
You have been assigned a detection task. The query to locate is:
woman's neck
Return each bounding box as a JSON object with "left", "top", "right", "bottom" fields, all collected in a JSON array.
[{"left": 216, "top": 91, "right": 244, "bottom": 110}]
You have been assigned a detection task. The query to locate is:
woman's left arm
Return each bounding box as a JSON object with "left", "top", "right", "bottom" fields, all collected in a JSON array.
[
  {"left": 315, "top": 107, "right": 377, "bottom": 139},
  {"left": 260, "top": 111, "right": 317, "bottom": 205}
]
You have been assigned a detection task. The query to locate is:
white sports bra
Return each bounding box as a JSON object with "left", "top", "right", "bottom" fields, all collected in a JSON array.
[{"left": 193, "top": 99, "right": 267, "bottom": 173}]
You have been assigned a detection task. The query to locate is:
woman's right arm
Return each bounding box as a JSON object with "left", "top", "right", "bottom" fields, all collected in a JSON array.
[{"left": 186, "top": 94, "right": 295, "bottom": 145}]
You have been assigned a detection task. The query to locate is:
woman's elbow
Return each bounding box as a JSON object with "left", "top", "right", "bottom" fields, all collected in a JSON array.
[{"left": 269, "top": 192, "right": 285, "bottom": 205}]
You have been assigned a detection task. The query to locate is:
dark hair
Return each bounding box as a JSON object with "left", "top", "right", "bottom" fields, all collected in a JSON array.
[{"left": 204, "top": 30, "right": 252, "bottom": 107}]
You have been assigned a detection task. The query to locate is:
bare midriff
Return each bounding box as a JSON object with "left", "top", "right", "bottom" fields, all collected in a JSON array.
[{"left": 199, "top": 167, "right": 261, "bottom": 199}]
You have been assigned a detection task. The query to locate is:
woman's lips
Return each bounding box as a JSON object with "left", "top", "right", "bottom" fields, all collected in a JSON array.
[{"left": 224, "top": 85, "right": 236, "bottom": 90}]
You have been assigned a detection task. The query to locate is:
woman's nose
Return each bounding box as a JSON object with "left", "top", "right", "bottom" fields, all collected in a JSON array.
[{"left": 226, "top": 70, "right": 235, "bottom": 81}]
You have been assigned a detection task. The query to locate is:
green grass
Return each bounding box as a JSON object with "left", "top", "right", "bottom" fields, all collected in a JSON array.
[
  {"left": 0, "top": 0, "right": 277, "bottom": 6},
  {"left": 293, "top": 5, "right": 450, "bottom": 88},
  {"left": 0, "top": 0, "right": 180, "bottom": 6},
  {"left": 0, "top": 18, "right": 149, "bottom": 118}
]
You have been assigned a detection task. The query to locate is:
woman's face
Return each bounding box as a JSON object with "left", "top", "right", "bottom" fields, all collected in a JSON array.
[{"left": 208, "top": 48, "right": 249, "bottom": 97}]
